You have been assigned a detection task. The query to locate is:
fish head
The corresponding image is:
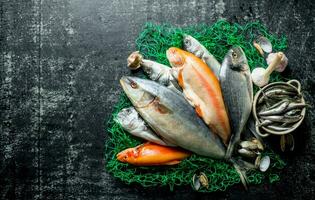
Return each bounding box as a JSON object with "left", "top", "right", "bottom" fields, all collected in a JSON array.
[
  {"left": 183, "top": 34, "right": 197, "bottom": 51},
  {"left": 115, "top": 107, "right": 138, "bottom": 129},
  {"left": 120, "top": 76, "right": 158, "bottom": 108},
  {"left": 116, "top": 147, "right": 137, "bottom": 163},
  {"left": 224, "top": 46, "right": 249, "bottom": 71},
  {"left": 166, "top": 47, "right": 186, "bottom": 68}
]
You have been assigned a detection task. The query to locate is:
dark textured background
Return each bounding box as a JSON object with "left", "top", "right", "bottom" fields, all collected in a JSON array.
[{"left": 0, "top": 0, "right": 314, "bottom": 199}]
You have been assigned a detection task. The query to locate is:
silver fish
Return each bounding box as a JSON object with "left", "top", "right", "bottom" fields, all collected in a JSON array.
[
  {"left": 260, "top": 115, "right": 302, "bottom": 123},
  {"left": 266, "top": 99, "right": 289, "bottom": 110},
  {"left": 285, "top": 109, "right": 301, "bottom": 116},
  {"left": 258, "top": 100, "right": 290, "bottom": 116},
  {"left": 265, "top": 85, "right": 297, "bottom": 93},
  {"left": 183, "top": 34, "right": 221, "bottom": 79},
  {"left": 127, "top": 51, "right": 181, "bottom": 93},
  {"left": 219, "top": 46, "right": 253, "bottom": 159},
  {"left": 258, "top": 119, "right": 274, "bottom": 127},
  {"left": 115, "top": 107, "right": 173, "bottom": 146},
  {"left": 120, "top": 76, "right": 226, "bottom": 159},
  {"left": 265, "top": 125, "right": 291, "bottom": 131},
  {"left": 264, "top": 89, "right": 297, "bottom": 97},
  {"left": 285, "top": 102, "right": 306, "bottom": 111}
]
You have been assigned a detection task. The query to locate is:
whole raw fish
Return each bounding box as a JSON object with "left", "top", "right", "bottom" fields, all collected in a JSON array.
[
  {"left": 120, "top": 76, "right": 226, "bottom": 158},
  {"left": 127, "top": 51, "right": 181, "bottom": 93},
  {"left": 115, "top": 107, "right": 174, "bottom": 146},
  {"left": 219, "top": 46, "right": 253, "bottom": 159},
  {"left": 183, "top": 34, "right": 221, "bottom": 79},
  {"left": 166, "top": 47, "right": 231, "bottom": 145},
  {"left": 117, "top": 142, "right": 190, "bottom": 166}
]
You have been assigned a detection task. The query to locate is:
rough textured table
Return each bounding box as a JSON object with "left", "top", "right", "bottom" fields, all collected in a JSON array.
[{"left": 0, "top": 0, "right": 314, "bottom": 199}]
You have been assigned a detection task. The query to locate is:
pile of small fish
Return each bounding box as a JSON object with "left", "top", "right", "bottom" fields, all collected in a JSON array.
[
  {"left": 254, "top": 80, "right": 306, "bottom": 151},
  {"left": 113, "top": 34, "right": 305, "bottom": 190},
  {"left": 256, "top": 85, "right": 305, "bottom": 132}
]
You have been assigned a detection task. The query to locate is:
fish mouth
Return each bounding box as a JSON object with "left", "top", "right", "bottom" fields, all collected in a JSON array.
[
  {"left": 116, "top": 151, "right": 127, "bottom": 162},
  {"left": 166, "top": 49, "right": 172, "bottom": 61},
  {"left": 166, "top": 48, "right": 181, "bottom": 68},
  {"left": 120, "top": 76, "right": 132, "bottom": 88},
  {"left": 119, "top": 76, "right": 135, "bottom": 96},
  {"left": 120, "top": 76, "right": 156, "bottom": 108}
]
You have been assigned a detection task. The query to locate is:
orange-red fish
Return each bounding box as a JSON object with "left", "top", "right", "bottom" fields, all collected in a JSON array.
[
  {"left": 166, "top": 47, "right": 231, "bottom": 145},
  {"left": 117, "top": 142, "right": 191, "bottom": 166}
]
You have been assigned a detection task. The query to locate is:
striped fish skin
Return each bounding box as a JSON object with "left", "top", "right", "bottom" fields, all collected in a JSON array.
[
  {"left": 120, "top": 76, "right": 226, "bottom": 159},
  {"left": 219, "top": 46, "right": 253, "bottom": 159}
]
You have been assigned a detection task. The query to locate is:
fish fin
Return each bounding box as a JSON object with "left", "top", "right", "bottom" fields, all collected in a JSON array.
[
  {"left": 154, "top": 99, "right": 172, "bottom": 114},
  {"left": 225, "top": 133, "right": 238, "bottom": 159},
  {"left": 182, "top": 90, "right": 195, "bottom": 106},
  {"left": 163, "top": 160, "right": 181, "bottom": 165},
  {"left": 195, "top": 105, "right": 203, "bottom": 117},
  {"left": 231, "top": 159, "right": 249, "bottom": 190},
  {"left": 178, "top": 69, "right": 184, "bottom": 88},
  {"left": 169, "top": 77, "right": 182, "bottom": 92}
]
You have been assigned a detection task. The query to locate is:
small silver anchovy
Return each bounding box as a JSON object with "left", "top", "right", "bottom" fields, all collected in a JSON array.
[
  {"left": 258, "top": 100, "right": 290, "bottom": 116},
  {"left": 264, "top": 88, "right": 297, "bottom": 97},
  {"left": 260, "top": 115, "right": 302, "bottom": 123},
  {"left": 265, "top": 125, "right": 291, "bottom": 131}
]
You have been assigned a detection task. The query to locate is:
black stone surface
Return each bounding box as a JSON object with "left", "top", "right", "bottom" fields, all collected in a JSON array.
[{"left": 0, "top": 0, "right": 314, "bottom": 199}]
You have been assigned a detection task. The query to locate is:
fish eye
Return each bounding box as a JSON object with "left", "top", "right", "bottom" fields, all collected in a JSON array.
[
  {"left": 184, "top": 39, "right": 191, "bottom": 46},
  {"left": 232, "top": 51, "right": 238, "bottom": 59},
  {"left": 146, "top": 68, "right": 152, "bottom": 74},
  {"left": 130, "top": 81, "right": 138, "bottom": 89}
]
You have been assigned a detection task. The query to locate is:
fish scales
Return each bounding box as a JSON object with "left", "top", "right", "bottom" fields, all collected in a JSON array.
[
  {"left": 219, "top": 46, "right": 253, "bottom": 159},
  {"left": 166, "top": 47, "right": 231, "bottom": 145},
  {"left": 120, "top": 76, "right": 226, "bottom": 159}
]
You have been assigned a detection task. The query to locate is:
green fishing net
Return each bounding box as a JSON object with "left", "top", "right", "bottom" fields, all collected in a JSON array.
[{"left": 105, "top": 20, "right": 287, "bottom": 192}]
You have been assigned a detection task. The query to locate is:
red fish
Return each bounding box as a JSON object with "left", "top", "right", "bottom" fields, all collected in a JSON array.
[
  {"left": 166, "top": 47, "right": 231, "bottom": 145},
  {"left": 117, "top": 142, "right": 191, "bottom": 166}
]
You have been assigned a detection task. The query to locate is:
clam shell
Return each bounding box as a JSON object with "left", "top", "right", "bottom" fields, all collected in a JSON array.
[
  {"left": 192, "top": 174, "right": 201, "bottom": 191},
  {"left": 259, "top": 156, "right": 270, "bottom": 172},
  {"left": 280, "top": 135, "right": 286, "bottom": 152},
  {"left": 256, "top": 36, "right": 272, "bottom": 53},
  {"left": 199, "top": 172, "right": 209, "bottom": 189},
  {"left": 239, "top": 141, "right": 258, "bottom": 150},
  {"left": 127, "top": 51, "right": 143, "bottom": 70},
  {"left": 255, "top": 155, "right": 262, "bottom": 168},
  {"left": 286, "top": 134, "right": 295, "bottom": 151},
  {"left": 252, "top": 139, "right": 264, "bottom": 151},
  {"left": 238, "top": 148, "right": 257, "bottom": 158}
]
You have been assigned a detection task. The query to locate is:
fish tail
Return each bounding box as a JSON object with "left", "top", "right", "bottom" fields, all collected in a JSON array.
[
  {"left": 225, "top": 130, "right": 242, "bottom": 159},
  {"left": 230, "top": 159, "right": 249, "bottom": 190},
  {"left": 225, "top": 136, "right": 236, "bottom": 159}
]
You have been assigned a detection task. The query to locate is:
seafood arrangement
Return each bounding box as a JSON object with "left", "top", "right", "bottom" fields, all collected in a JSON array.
[
  {"left": 253, "top": 80, "right": 306, "bottom": 151},
  {"left": 106, "top": 22, "right": 307, "bottom": 192}
]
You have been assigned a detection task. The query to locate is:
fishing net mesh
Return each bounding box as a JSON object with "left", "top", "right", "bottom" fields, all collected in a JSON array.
[{"left": 105, "top": 20, "right": 287, "bottom": 192}]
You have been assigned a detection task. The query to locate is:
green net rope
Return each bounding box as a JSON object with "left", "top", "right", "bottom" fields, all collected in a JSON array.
[{"left": 105, "top": 20, "right": 287, "bottom": 192}]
